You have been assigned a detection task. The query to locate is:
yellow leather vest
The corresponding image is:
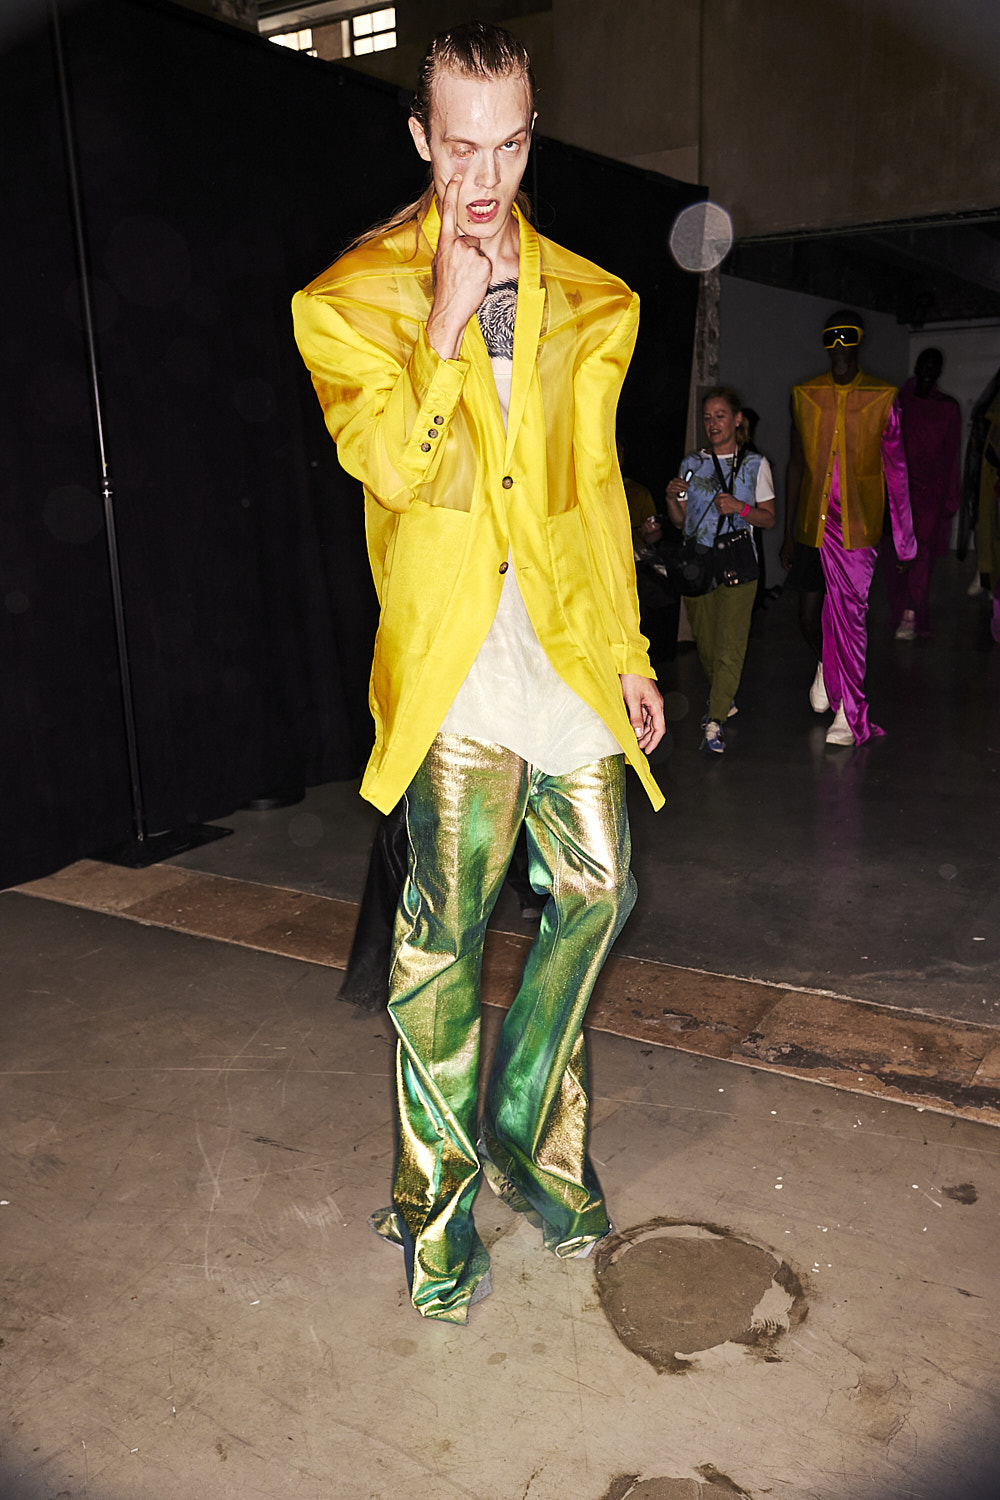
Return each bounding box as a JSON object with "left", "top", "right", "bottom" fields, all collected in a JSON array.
[{"left": 793, "top": 371, "right": 897, "bottom": 549}]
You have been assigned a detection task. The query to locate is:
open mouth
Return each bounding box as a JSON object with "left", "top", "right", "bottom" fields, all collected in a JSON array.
[{"left": 466, "top": 199, "right": 499, "bottom": 224}]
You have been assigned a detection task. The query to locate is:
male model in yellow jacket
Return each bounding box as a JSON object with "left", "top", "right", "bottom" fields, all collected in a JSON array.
[{"left": 293, "top": 22, "right": 663, "bottom": 1324}]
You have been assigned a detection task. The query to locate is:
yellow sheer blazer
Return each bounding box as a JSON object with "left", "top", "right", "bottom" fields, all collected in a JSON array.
[{"left": 292, "top": 201, "right": 663, "bottom": 814}]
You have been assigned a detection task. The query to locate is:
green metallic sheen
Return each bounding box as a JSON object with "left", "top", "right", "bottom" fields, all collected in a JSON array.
[{"left": 372, "top": 734, "right": 636, "bottom": 1322}]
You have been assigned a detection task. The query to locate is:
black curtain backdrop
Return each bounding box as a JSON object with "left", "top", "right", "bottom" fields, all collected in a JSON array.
[{"left": 1, "top": 0, "right": 703, "bottom": 889}]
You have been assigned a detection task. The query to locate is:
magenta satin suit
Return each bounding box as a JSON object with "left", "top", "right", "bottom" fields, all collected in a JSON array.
[
  {"left": 882, "top": 376, "right": 961, "bottom": 637},
  {"left": 820, "top": 402, "right": 914, "bottom": 742}
]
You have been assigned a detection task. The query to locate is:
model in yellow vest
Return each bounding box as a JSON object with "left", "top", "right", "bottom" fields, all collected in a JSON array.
[
  {"left": 792, "top": 371, "right": 897, "bottom": 550},
  {"left": 785, "top": 310, "right": 915, "bottom": 746},
  {"left": 293, "top": 25, "right": 665, "bottom": 1324}
]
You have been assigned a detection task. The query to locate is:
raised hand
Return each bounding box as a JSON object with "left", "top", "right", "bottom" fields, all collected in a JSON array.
[
  {"left": 664, "top": 476, "right": 689, "bottom": 528},
  {"left": 426, "top": 175, "right": 494, "bottom": 361}
]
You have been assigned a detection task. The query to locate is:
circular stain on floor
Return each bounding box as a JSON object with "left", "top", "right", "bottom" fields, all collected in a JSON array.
[
  {"left": 598, "top": 1469, "right": 749, "bottom": 1499},
  {"left": 594, "top": 1219, "right": 806, "bottom": 1373}
]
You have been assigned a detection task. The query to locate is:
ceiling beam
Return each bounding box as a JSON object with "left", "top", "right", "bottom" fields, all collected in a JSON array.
[
  {"left": 866, "top": 225, "right": 1000, "bottom": 297},
  {"left": 257, "top": 0, "right": 361, "bottom": 35}
]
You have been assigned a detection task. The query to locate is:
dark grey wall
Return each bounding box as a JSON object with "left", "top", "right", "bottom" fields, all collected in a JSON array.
[
  {"left": 704, "top": 0, "right": 1000, "bottom": 235},
  {"left": 341, "top": 0, "right": 1000, "bottom": 236}
]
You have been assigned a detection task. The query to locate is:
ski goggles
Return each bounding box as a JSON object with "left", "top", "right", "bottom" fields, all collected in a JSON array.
[{"left": 822, "top": 324, "right": 863, "bottom": 349}]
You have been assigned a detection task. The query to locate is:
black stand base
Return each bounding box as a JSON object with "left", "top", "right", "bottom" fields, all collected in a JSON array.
[
  {"left": 95, "top": 823, "right": 233, "bottom": 869},
  {"left": 244, "top": 788, "right": 305, "bottom": 812},
  {"left": 243, "top": 777, "right": 306, "bottom": 812}
]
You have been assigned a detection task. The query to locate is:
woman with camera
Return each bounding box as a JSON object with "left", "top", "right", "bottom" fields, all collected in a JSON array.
[{"left": 664, "top": 387, "right": 776, "bottom": 754}]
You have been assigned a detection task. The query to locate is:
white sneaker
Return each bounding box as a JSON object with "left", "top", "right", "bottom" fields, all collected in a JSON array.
[
  {"left": 895, "top": 610, "right": 916, "bottom": 641},
  {"left": 825, "top": 706, "right": 854, "bottom": 746},
  {"left": 809, "top": 662, "right": 829, "bottom": 713},
  {"left": 702, "top": 719, "right": 725, "bottom": 754}
]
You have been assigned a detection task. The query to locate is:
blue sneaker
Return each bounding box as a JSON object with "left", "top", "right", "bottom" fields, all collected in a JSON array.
[{"left": 702, "top": 719, "right": 725, "bottom": 754}]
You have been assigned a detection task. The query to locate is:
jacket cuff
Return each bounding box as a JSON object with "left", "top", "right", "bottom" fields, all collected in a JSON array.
[
  {"left": 616, "top": 648, "right": 656, "bottom": 679},
  {"left": 400, "top": 327, "right": 468, "bottom": 477}
]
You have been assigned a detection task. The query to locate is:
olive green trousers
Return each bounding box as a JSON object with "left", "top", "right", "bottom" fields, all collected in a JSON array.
[{"left": 686, "top": 579, "right": 756, "bottom": 722}]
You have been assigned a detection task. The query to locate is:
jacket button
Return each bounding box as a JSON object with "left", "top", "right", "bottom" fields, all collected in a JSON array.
[
  {"left": 433, "top": 415, "right": 444, "bottom": 425},
  {"left": 420, "top": 442, "right": 431, "bottom": 452},
  {"left": 499, "top": 561, "right": 509, "bottom": 574},
  {"left": 502, "top": 476, "right": 513, "bottom": 489},
  {"left": 428, "top": 429, "right": 438, "bottom": 438}
]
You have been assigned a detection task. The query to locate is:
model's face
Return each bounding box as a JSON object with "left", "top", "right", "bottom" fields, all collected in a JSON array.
[
  {"left": 703, "top": 397, "right": 739, "bottom": 451},
  {"left": 409, "top": 69, "right": 533, "bottom": 240},
  {"left": 915, "top": 349, "right": 943, "bottom": 394},
  {"left": 823, "top": 324, "right": 863, "bottom": 381},
  {"left": 827, "top": 341, "right": 860, "bottom": 380}
]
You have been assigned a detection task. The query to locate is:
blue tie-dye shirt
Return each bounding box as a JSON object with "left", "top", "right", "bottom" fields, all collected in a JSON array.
[{"left": 678, "top": 448, "right": 774, "bottom": 548}]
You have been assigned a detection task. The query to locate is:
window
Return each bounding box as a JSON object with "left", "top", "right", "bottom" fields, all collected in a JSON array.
[
  {"left": 351, "top": 6, "right": 395, "bottom": 54},
  {"left": 269, "top": 27, "right": 315, "bottom": 53}
]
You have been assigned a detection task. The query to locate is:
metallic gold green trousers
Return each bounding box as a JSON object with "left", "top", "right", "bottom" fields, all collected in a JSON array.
[{"left": 374, "top": 733, "right": 636, "bottom": 1323}]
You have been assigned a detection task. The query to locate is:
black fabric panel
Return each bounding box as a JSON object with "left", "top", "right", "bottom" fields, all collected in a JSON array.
[
  {"left": 0, "top": 12, "right": 134, "bottom": 886},
  {"left": 1, "top": 0, "right": 701, "bottom": 888},
  {"left": 530, "top": 139, "right": 703, "bottom": 496},
  {"left": 57, "top": 0, "right": 410, "bottom": 833}
]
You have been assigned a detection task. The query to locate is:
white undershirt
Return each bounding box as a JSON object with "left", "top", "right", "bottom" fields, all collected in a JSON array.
[{"left": 439, "top": 285, "right": 620, "bottom": 773}]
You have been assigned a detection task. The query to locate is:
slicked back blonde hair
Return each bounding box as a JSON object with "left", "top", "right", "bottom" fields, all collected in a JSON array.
[{"left": 348, "top": 21, "right": 535, "bottom": 253}]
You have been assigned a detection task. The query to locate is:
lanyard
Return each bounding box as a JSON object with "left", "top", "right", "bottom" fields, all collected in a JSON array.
[
  {"left": 684, "top": 448, "right": 748, "bottom": 538},
  {"left": 710, "top": 447, "right": 748, "bottom": 534},
  {"left": 710, "top": 446, "right": 746, "bottom": 495}
]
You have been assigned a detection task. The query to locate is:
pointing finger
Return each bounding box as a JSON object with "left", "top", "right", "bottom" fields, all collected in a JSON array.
[{"left": 440, "top": 173, "right": 461, "bottom": 244}]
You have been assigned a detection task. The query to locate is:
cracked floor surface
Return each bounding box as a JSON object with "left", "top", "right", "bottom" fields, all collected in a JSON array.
[{"left": 1, "top": 894, "right": 998, "bottom": 1500}]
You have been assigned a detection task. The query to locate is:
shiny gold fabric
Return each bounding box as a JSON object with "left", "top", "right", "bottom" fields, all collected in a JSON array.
[
  {"left": 291, "top": 202, "right": 663, "bottom": 816},
  {"left": 374, "top": 733, "right": 636, "bottom": 1323}
]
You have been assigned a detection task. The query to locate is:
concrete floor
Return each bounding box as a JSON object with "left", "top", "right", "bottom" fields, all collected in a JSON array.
[
  {"left": 3, "top": 563, "right": 999, "bottom": 1498},
  {"left": 2, "top": 894, "right": 999, "bottom": 1500}
]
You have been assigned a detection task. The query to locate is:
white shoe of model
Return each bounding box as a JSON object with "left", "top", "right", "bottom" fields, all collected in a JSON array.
[
  {"left": 895, "top": 609, "right": 916, "bottom": 641},
  {"left": 825, "top": 706, "right": 854, "bottom": 746},
  {"left": 809, "top": 661, "right": 830, "bottom": 713}
]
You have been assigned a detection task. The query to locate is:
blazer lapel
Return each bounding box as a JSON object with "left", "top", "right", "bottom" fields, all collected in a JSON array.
[
  {"left": 464, "top": 318, "right": 507, "bottom": 432},
  {"left": 505, "top": 208, "right": 545, "bottom": 461},
  {"left": 420, "top": 200, "right": 544, "bottom": 452}
]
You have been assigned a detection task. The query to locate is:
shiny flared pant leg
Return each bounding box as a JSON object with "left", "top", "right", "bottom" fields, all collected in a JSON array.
[
  {"left": 881, "top": 531, "right": 936, "bottom": 638},
  {"left": 382, "top": 734, "right": 636, "bottom": 1323},
  {"left": 820, "top": 494, "right": 883, "bottom": 744}
]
